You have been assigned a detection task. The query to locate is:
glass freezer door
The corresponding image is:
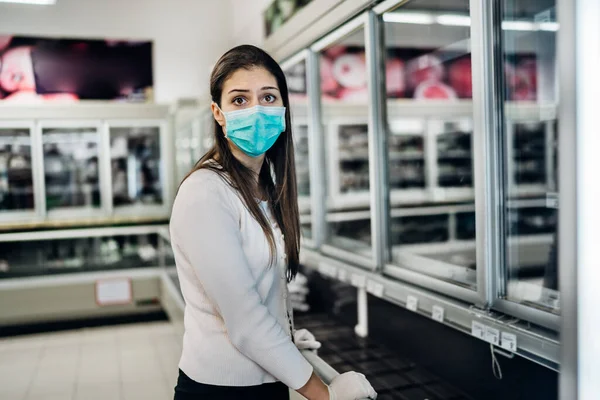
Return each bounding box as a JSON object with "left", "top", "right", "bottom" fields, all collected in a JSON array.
[
  {"left": 499, "top": 1, "right": 560, "bottom": 316},
  {"left": 0, "top": 127, "right": 35, "bottom": 214},
  {"left": 283, "top": 55, "right": 313, "bottom": 241},
  {"left": 42, "top": 126, "right": 102, "bottom": 214},
  {"left": 316, "top": 21, "right": 374, "bottom": 263},
  {"left": 382, "top": 0, "right": 478, "bottom": 291},
  {"left": 110, "top": 126, "right": 164, "bottom": 210}
]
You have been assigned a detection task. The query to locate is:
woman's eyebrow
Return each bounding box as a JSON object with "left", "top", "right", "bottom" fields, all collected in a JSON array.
[{"left": 227, "top": 86, "right": 280, "bottom": 94}]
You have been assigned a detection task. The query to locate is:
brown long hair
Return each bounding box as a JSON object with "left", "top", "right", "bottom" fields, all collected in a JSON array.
[{"left": 182, "top": 45, "right": 300, "bottom": 281}]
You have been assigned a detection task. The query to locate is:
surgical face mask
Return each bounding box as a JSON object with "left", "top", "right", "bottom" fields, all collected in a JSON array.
[{"left": 217, "top": 104, "right": 286, "bottom": 158}]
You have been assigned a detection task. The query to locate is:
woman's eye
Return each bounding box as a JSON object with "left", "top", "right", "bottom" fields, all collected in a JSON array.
[
  {"left": 233, "top": 97, "right": 247, "bottom": 105},
  {"left": 264, "top": 94, "right": 276, "bottom": 103}
]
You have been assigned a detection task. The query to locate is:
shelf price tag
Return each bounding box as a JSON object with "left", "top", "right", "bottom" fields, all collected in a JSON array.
[
  {"left": 485, "top": 326, "right": 500, "bottom": 346},
  {"left": 546, "top": 192, "right": 559, "bottom": 209},
  {"left": 501, "top": 332, "right": 518, "bottom": 352},
  {"left": 318, "top": 263, "right": 328, "bottom": 276},
  {"left": 337, "top": 269, "right": 348, "bottom": 283},
  {"left": 432, "top": 305, "right": 445, "bottom": 323},
  {"left": 431, "top": 188, "right": 446, "bottom": 202},
  {"left": 366, "top": 280, "right": 385, "bottom": 298},
  {"left": 95, "top": 278, "right": 132, "bottom": 307},
  {"left": 406, "top": 295, "right": 418, "bottom": 312},
  {"left": 328, "top": 265, "right": 338, "bottom": 278},
  {"left": 471, "top": 321, "right": 486, "bottom": 340},
  {"left": 539, "top": 106, "right": 556, "bottom": 121},
  {"left": 350, "top": 274, "right": 366, "bottom": 288},
  {"left": 318, "top": 262, "right": 337, "bottom": 278}
]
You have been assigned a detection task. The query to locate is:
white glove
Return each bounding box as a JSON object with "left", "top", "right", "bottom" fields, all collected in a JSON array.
[
  {"left": 293, "top": 328, "right": 321, "bottom": 351},
  {"left": 328, "top": 372, "right": 377, "bottom": 400}
]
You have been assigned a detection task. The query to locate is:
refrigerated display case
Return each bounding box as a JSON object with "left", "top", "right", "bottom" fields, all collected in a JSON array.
[
  {"left": 263, "top": 0, "right": 567, "bottom": 373},
  {"left": 0, "top": 104, "right": 173, "bottom": 229},
  {"left": 0, "top": 224, "right": 172, "bottom": 326}
]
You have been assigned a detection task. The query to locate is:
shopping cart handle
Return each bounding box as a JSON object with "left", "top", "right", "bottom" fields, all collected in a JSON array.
[
  {"left": 301, "top": 350, "right": 372, "bottom": 400},
  {"left": 302, "top": 350, "right": 340, "bottom": 383}
]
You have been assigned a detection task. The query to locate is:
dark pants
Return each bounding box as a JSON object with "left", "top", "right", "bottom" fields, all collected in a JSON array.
[{"left": 174, "top": 369, "right": 290, "bottom": 400}]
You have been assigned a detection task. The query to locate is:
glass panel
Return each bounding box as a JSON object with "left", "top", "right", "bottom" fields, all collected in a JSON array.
[
  {"left": 501, "top": 1, "right": 559, "bottom": 314},
  {"left": 383, "top": 1, "right": 476, "bottom": 288},
  {"left": 42, "top": 127, "right": 100, "bottom": 211},
  {"left": 284, "top": 58, "right": 312, "bottom": 239},
  {"left": 200, "top": 112, "right": 214, "bottom": 156},
  {"left": 389, "top": 120, "right": 426, "bottom": 189},
  {"left": 319, "top": 26, "right": 372, "bottom": 258},
  {"left": 435, "top": 120, "right": 474, "bottom": 189},
  {"left": 110, "top": 127, "right": 163, "bottom": 207},
  {"left": 175, "top": 125, "right": 193, "bottom": 183},
  {"left": 0, "top": 233, "right": 160, "bottom": 279},
  {"left": 0, "top": 128, "right": 34, "bottom": 212}
]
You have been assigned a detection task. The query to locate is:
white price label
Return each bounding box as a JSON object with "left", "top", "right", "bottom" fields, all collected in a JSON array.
[
  {"left": 431, "top": 188, "right": 446, "bottom": 202},
  {"left": 95, "top": 278, "right": 132, "bottom": 306},
  {"left": 406, "top": 295, "right": 418, "bottom": 312},
  {"left": 318, "top": 262, "right": 337, "bottom": 278},
  {"left": 366, "top": 280, "right": 385, "bottom": 298},
  {"left": 546, "top": 192, "right": 559, "bottom": 209},
  {"left": 318, "top": 263, "right": 328, "bottom": 276},
  {"left": 337, "top": 269, "right": 348, "bottom": 283},
  {"left": 327, "top": 265, "right": 337, "bottom": 278},
  {"left": 485, "top": 326, "right": 500, "bottom": 345},
  {"left": 501, "top": 332, "right": 518, "bottom": 352},
  {"left": 432, "top": 305, "right": 445, "bottom": 323},
  {"left": 471, "top": 321, "right": 486, "bottom": 340},
  {"left": 350, "top": 274, "right": 366, "bottom": 288},
  {"left": 539, "top": 107, "right": 557, "bottom": 121}
]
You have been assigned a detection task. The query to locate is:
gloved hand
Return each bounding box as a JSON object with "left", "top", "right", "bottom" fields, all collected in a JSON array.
[
  {"left": 293, "top": 328, "right": 321, "bottom": 351},
  {"left": 328, "top": 372, "right": 377, "bottom": 400}
]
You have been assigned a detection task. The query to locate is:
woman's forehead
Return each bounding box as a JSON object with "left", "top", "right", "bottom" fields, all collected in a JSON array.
[{"left": 223, "top": 67, "right": 278, "bottom": 91}]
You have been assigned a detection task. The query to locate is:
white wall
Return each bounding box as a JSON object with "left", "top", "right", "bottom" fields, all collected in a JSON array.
[
  {"left": 0, "top": 0, "right": 234, "bottom": 103},
  {"left": 228, "top": 0, "right": 272, "bottom": 48}
]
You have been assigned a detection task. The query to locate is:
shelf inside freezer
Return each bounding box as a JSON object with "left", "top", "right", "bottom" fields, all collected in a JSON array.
[{"left": 0, "top": 226, "right": 169, "bottom": 279}]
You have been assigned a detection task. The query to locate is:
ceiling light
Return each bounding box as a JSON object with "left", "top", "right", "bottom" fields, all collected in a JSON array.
[
  {"left": 383, "top": 12, "right": 435, "bottom": 25},
  {"left": 436, "top": 14, "right": 471, "bottom": 27},
  {"left": 0, "top": 0, "right": 56, "bottom": 4}
]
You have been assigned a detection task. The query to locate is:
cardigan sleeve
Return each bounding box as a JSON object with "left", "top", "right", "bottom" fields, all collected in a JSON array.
[{"left": 170, "top": 171, "right": 313, "bottom": 390}]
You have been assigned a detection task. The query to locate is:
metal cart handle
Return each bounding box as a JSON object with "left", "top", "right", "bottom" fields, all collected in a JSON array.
[{"left": 301, "top": 350, "right": 371, "bottom": 400}]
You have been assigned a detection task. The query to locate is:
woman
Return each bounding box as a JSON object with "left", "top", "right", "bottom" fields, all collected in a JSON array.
[{"left": 170, "top": 45, "right": 377, "bottom": 400}]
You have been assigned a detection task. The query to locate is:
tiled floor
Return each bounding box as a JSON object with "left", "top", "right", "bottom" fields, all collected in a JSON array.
[
  {"left": 0, "top": 321, "right": 182, "bottom": 400},
  {"left": 0, "top": 313, "right": 472, "bottom": 400}
]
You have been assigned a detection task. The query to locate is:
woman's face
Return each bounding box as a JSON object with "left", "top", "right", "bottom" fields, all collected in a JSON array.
[{"left": 212, "top": 66, "right": 283, "bottom": 132}]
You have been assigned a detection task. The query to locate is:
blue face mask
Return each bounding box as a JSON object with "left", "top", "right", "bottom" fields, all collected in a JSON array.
[{"left": 218, "top": 105, "right": 286, "bottom": 158}]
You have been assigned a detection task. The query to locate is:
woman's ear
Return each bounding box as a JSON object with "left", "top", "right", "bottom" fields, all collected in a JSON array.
[{"left": 211, "top": 102, "right": 226, "bottom": 130}]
